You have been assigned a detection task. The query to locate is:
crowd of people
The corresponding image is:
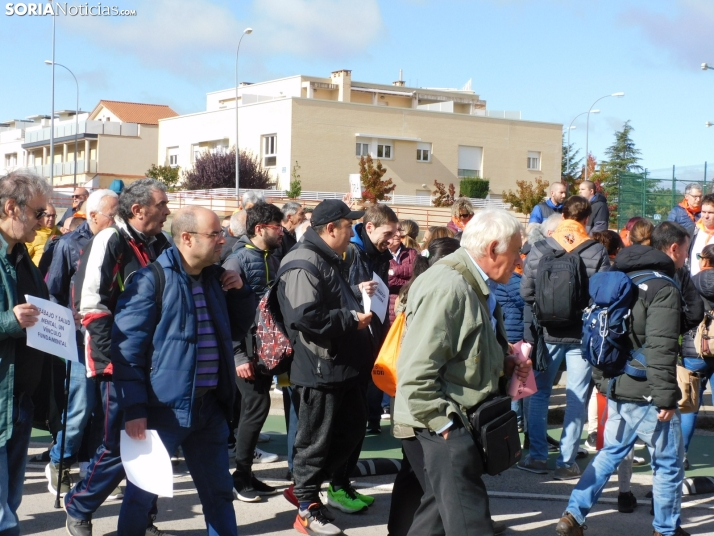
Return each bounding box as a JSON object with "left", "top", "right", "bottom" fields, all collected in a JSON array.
[{"left": 0, "top": 168, "right": 709, "bottom": 536}]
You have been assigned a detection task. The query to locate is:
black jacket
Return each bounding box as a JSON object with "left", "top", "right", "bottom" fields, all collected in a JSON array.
[
  {"left": 678, "top": 266, "right": 705, "bottom": 358},
  {"left": 599, "top": 245, "right": 682, "bottom": 409},
  {"left": 274, "top": 226, "right": 298, "bottom": 262},
  {"left": 277, "top": 227, "right": 374, "bottom": 388},
  {"left": 222, "top": 235, "right": 279, "bottom": 300},
  {"left": 46, "top": 221, "right": 93, "bottom": 307},
  {"left": 587, "top": 193, "right": 610, "bottom": 234}
]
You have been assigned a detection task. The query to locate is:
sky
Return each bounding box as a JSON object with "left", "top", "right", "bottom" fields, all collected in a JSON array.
[{"left": 2, "top": 0, "right": 714, "bottom": 176}]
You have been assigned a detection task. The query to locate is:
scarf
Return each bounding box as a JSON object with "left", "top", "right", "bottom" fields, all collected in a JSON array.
[
  {"left": 680, "top": 199, "right": 700, "bottom": 222},
  {"left": 451, "top": 216, "right": 466, "bottom": 231},
  {"left": 552, "top": 219, "right": 590, "bottom": 252}
]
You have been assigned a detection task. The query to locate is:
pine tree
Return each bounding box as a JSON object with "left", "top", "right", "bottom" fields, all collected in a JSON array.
[
  {"left": 561, "top": 133, "right": 582, "bottom": 187},
  {"left": 603, "top": 120, "right": 643, "bottom": 175}
]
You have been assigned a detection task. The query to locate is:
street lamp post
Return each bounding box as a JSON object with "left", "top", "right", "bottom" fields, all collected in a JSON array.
[
  {"left": 566, "top": 109, "right": 600, "bottom": 179},
  {"left": 584, "top": 92, "right": 625, "bottom": 181},
  {"left": 45, "top": 61, "right": 79, "bottom": 187},
  {"left": 235, "top": 27, "right": 253, "bottom": 202},
  {"left": 49, "top": 11, "right": 56, "bottom": 186}
]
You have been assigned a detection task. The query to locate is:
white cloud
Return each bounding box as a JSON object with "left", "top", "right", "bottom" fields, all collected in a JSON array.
[{"left": 622, "top": 0, "right": 714, "bottom": 67}]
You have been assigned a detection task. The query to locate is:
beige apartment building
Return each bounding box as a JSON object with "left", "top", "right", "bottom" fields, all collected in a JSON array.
[
  {"left": 12, "top": 100, "right": 177, "bottom": 188},
  {"left": 158, "top": 70, "right": 562, "bottom": 196}
]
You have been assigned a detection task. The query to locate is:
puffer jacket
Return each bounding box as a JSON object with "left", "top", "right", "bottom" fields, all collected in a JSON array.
[
  {"left": 277, "top": 226, "right": 375, "bottom": 388},
  {"left": 586, "top": 193, "right": 610, "bottom": 234},
  {"left": 46, "top": 221, "right": 94, "bottom": 307},
  {"left": 678, "top": 266, "right": 705, "bottom": 358},
  {"left": 521, "top": 236, "right": 610, "bottom": 343},
  {"left": 494, "top": 272, "right": 525, "bottom": 344},
  {"left": 222, "top": 235, "right": 279, "bottom": 299},
  {"left": 387, "top": 246, "right": 418, "bottom": 324},
  {"left": 112, "top": 246, "right": 252, "bottom": 426},
  {"left": 668, "top": 205, "right": 699, "bottom": 234},
  {"left": 596, "top": 245, "right": 682, "bottom": 409}
]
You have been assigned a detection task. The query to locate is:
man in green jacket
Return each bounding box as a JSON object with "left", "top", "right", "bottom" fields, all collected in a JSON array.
[
  {"left": 394, "top": 208, "right": 532, "bottom": 536},
  {"left": 0, "top": 170, "right": 52, "bottom": 534}
]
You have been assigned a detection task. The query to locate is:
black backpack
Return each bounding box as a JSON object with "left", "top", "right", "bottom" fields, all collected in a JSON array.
[{"left": 533, "top": 240, "right": 596, "bottom": 329}]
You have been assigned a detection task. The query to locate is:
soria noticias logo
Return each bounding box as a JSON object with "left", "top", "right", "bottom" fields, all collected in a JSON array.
[{"left": 5, "top": 2, "right": 137, "bottom": 16}]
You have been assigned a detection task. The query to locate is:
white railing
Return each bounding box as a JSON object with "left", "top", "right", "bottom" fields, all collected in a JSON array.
[{"left": 167, "top": 187, "right": 511, "bottom": 209}]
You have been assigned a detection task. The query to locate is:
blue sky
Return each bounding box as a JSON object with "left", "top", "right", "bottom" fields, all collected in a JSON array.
[{"left": 2, "top": 0, "right": 713, "bottom": 175}]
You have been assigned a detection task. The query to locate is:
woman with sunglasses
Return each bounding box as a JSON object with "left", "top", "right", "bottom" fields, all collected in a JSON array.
[
  {"left": 447, "top": 197, "right": 474, "bottom": 234},
  {"left": 25, "top": 202, "right": 60, "bottom": 266}
]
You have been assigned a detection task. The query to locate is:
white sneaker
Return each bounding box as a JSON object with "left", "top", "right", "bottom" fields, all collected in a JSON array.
[
  {"left": 257, "top": 432, "right": 271, "bottom": 443},
  {"left": 254, "top": 448, "right": 279, "bottom": 464},
  {"left": 78, "top": 461, "right": 89, "bottom": 480}
]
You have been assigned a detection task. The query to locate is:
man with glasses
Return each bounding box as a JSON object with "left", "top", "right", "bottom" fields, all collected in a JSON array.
[
  {"left": 43, "top": 189, "right": 119, "bottom": 496},
  {"left": 25, "top": 202, "right": 60, "bottom": 265},
  {"left": 689, "top": 193, "right": 714, "bottom": 276},
  {"left": 222, "top": 202, "right": 284, "bottom": 502},
  {"left": 0, "top": 170, "right": 53, "bottom": 535},
  {"left": 669, "top": 183, "right": 703, "bottom": 234},
  {"left": 113, "top": 206, "right": 249, "bottom": 536},
  {"left": 58, "top": 187, "right": 89, "bottom": 230},
  {"left": 64, "top": 178, "right": 172, "bottom": 536}
]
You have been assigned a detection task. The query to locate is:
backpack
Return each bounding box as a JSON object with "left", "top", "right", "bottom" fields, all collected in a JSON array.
[
  {"left": 694, "top": 304, "right": 714, "bottom": 358},
  {"left": 581, "top": 270, "right": 679, "bottom": 378},
  {"left": 532, "top": 240, "right": 596, "bottom": 328},
  {"left": 253, "top": 259, "right": 321, "bottom": 376}
]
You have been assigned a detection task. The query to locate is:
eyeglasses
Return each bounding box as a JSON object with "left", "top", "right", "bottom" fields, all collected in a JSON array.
[
  {"left": 71, "top": 194, "right": 86, "bottom": 199},
  {"left": 187, "top": 231, "right": 222, "bottom": 239},
  {"left": 259, "top": 224, "right": 283, "bottom": 233},
  {"left": 97, "top": 211, "right": 114, "bottom": 220},
  {"left": 27, "top": 205, "right": 46, "bottom": 220},
  {"left": 688, "top": 195, "right": 703, "bottom": 200},
  {"left": 43, "top": 212, "right": 57, "bottom": 219}
]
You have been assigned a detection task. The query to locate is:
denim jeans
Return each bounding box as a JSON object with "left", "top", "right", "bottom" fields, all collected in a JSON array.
[
  {"left": 680, "top": 357, "right": 714, "bottom": 453},
  {"left": 0, "top": 394, "right": 34, "bottom": 536},
  {"left": 566, "top": 400, "right": 684, "bottom": 535},
  {"left": 50, "top": 361, "right": 95, "bottom": 465},
  {"left": 527, "top": 343, "right": 592, "bottom": 466},
  {"left": 117, "top": 392, "right": 236, "bottom": 536},
  {"left": 282, "top": 387, "right": 299, "bottom": 473}
]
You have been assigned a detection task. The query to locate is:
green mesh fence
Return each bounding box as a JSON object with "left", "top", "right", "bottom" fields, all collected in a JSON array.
[{"left": 616, "top": 164, "right": 714, "bottom": 230}]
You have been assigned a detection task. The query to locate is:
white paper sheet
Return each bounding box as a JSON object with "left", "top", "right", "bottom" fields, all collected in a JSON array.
[
  {"left": 24, "top": 295, "right": 78, "bottom": 362},
  {"left": 120, "top": 430, "right": 174, "bottom": 497},
  {"left": 361, "top": 272, "right": 389, "bottom": 323}
]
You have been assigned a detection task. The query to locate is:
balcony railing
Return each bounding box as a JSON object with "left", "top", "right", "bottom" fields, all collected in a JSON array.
[
  {"left": 26, "top": 160, "right": 98, "bottom": 178},
  {"left": 24, "top": 121, "right": 139, "bottom": 144}
]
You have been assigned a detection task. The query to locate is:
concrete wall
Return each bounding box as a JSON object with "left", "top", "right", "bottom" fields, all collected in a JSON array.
[{"left": 289, "top": 98, "right": 561, "bottom": 195}]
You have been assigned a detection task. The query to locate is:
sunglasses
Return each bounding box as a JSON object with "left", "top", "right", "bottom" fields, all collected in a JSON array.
[
  {"left": 458, "top": 213, "right": 472, "bottom": 219},
  {"left": 27, "top": 205, "right": 46, "bottom": 220},
  {"left": 697, "top": 253, "right": 711, "bottom": 260},
  {"left": 71, "top": 194, "right": 86, "bottom": 199}
]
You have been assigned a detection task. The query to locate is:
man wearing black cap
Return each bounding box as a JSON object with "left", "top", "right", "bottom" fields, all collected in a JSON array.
[{"left": 277, "top": 200, "right": 375, "bottom": 535}]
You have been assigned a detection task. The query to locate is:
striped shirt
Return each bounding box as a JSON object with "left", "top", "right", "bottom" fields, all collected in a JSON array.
[{"left": 191, "top": 276, "right": 220, "bottom": 395}]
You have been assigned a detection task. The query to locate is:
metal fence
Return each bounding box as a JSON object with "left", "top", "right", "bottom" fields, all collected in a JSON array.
[{"left": 617, "top": 163, "right": 714, "bottom": 229}]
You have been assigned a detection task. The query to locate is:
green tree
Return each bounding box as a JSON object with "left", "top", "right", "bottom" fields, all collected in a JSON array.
[
  {"left": 146, "top": 164, "right": 181, "bottom": 191},
  {"left": 502, "top": 177, "right": 550, "bottom": 215},
  {"left": 561, "top": 133, "right": 582, "bottom": 187},
  {"left": 359, "top": 155, "right": 396, "bottom": 203},
  {"left": 603, "top": 120, "right": 643, "bottom": 175},
  {"left": 286, "top": 160, "right": 302, "bottom": 198}
]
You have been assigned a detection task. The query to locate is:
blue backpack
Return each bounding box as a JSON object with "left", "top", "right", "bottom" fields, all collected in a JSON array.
[{"left": 581, "top": 270, "right": 679, "bottom": 378}]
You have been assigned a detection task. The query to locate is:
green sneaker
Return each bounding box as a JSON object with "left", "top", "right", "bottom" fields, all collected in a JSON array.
[
  {"left": 345, "top": 484, "right": 374, "bottom": 506},
  {"left": 326, "top": 484, "right": 368, "bottom": 514}
]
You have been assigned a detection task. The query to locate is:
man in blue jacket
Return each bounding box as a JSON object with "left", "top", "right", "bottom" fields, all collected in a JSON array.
[
  {"left": 668, "top": 183, "right": 703, "bottom": 234},
  {"left": 111, "top": 206, "right": 253, "bottom": 536},
  {"left": 527, "top": 182, "right": 567, "bottom": 232}
]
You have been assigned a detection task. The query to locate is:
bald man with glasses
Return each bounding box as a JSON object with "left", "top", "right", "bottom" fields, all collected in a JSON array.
[{"left": 58, "top": 187, "right": 89, "bottom": 230}]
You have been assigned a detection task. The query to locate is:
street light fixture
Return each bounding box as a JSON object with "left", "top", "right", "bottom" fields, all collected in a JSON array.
[
  {"left": 702, "top": 63, "right": 714, "bottom": 71},
  {"left": 585, "top": 92, "right": 625, "bottom": 181},
  {"left": 566, "top": 110, "right": 599, "bottom": 179},
  {"left": 707, "top": 122, "right": 713, "bottom": 128},
  {"left": 45, "top": 60, "right": 80, "bottom": 187},
  {"left": 235, "top": 27, "right": 253, "bottom": 202}
]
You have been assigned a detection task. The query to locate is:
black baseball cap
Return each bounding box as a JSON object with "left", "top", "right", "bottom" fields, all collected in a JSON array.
[{"left": 311, "top": 199, "right": 364, "bottom": 227}]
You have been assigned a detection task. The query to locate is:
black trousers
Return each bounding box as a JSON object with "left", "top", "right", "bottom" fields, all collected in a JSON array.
[
  {"left": 388, "top": 437, "right": 445, "bottom": 536},
  {"left": 293, "top": 381, "right": 367, "bottom": 503},
  {"left": 409, "top": 425, "right": 493, "bottom": 536},
  {"left": 232, "top": 373, "right": 272, "bottom": 486}
]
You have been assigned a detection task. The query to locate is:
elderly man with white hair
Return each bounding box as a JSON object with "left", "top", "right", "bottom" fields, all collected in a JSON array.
[{"left": 394, "top": 209, "right": 532, "bottom": 536}]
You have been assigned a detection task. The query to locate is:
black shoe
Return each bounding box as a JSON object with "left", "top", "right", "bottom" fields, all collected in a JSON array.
[
  {"left": 30, "top": 448, "right": 52, "bottom": 464},
  {"left": 584, "top": 432, "right": 598, "bottom": 451},
  {"left": 66, "top": 513, "right": 92, "bottom": 536},
  {"left": 250, "top": 475, "right": 277, "bottom": 496},
  {"left": 146, "top": 525, "right": 176, "bottom": 536},
  {"left": 618, "top": 491, "right": 637, "bottom": 513},
  {"left": 233, "top": 484, "right": 261, "bottom": 502},
  {"left": 366, "top": 424, "right": 381, "bottom": 435},
  {"left": 547, "top": 434, "right": 560, "bottom": 452},
  {"left": 285, "top": 469, "right": 293, "bottom": 482}
]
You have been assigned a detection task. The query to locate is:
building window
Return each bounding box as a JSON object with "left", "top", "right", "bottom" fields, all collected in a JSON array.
[
  {"left": 457, "top": 145, "right": 483, "bottom": 178},
  {"left": 166, "top": 147, "right": 179, "bottom": 168},
  {"left": 191, "top": 144, "right": 201, "bottom": 163},
  {"left": 4, "top": 153, "right": 17, "bottom": 168},
  {"left": 527, "top": 151, "right": 541, "bottom": 170},
  {"left": 377, "top": 143, "right": 392, "bottom": 159},
  {"left": 416, "top": 142, "right": 431, "bottom": 163},
  {"left": 263, "top": 135, "right": 277, "bottom": 167},
  {"left": 356, "top": 142, "right": 369, "bottom": 157}
]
